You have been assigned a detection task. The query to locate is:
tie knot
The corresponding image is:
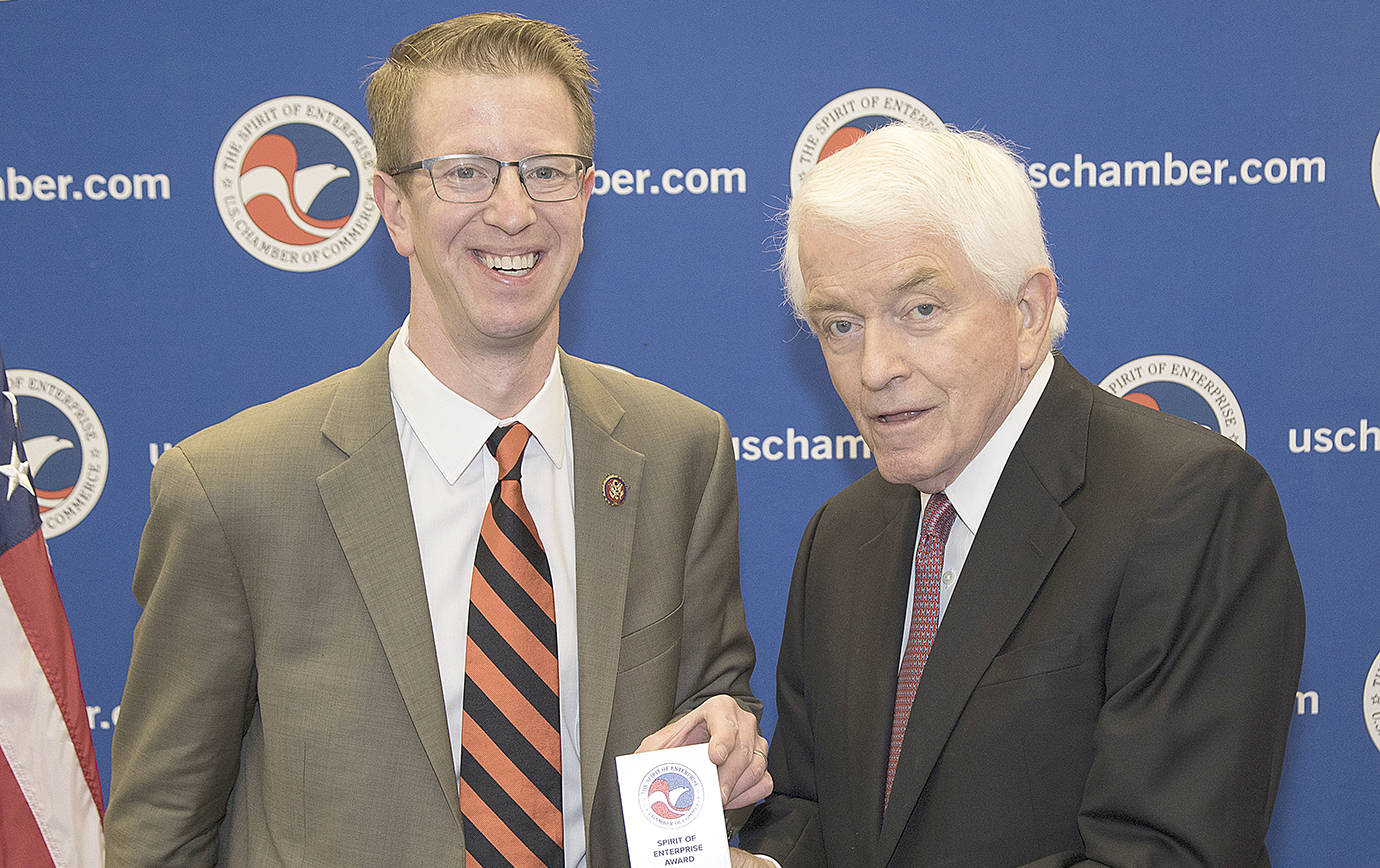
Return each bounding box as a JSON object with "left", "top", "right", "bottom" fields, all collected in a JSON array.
[
  {"left": 921, "top": 491, "right": 957, "bottom": 540},
  {"left": 486, "top": 423, "right": 532, "bottom": 481}
]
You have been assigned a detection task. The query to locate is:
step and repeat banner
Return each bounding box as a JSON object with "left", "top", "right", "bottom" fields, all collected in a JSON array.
[{"left": 4, "top": 1, "right": 1376, "bottom": 861}]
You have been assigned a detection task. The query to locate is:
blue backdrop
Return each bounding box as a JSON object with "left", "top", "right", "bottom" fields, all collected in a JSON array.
[{"left": 4, "top": 2, "right": 1375, "bottom": 861}]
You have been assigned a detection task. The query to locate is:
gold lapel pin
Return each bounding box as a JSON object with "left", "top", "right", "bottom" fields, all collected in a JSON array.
[{"left": 602, "top": 475, "right": 627, "bottom": 506}]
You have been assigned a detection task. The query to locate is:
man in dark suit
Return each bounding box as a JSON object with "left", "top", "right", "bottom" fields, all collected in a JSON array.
[
  {"left": 105, "top": 13, "right": 768, "bottom": 867},
  {"left": 733, "top": 124, "right": 1304, "bottom": 867}
]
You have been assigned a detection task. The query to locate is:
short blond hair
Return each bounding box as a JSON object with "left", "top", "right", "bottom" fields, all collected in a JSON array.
[{"left": 365, "top": 12, "right": 597, "bottom": 175}]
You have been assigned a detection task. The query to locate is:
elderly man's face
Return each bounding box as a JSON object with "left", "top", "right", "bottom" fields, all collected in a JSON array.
[{"left": 800, "top": 223, "right": 1050, "bottom": 493}]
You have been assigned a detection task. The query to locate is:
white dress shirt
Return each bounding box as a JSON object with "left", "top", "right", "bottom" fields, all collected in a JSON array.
[
  {"left": 902, "top": 352, "right": 1056, "bottom": 653},
  {"left": 389, "top": 318, "right": 588, "bottom": 867}
]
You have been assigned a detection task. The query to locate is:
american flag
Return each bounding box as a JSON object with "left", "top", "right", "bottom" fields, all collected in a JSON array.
[{"left": 0, "top": 349, "right": 104, "bottom": 867}]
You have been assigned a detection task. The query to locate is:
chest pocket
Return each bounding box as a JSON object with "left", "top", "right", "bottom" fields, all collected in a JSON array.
[
  {"left": 976, "top": 633, "right": 1083, "bottom": 688},
  {"left": 617, "top": 603, "right": 683, "bottom": 673}
]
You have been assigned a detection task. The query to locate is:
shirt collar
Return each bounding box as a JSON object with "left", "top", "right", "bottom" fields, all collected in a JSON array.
[
  {"left": 931, "top": 352, "right": 1055, "bottom": 535},
  {"left": 388, "top": 317, "right": 569, "bottom": 483}
]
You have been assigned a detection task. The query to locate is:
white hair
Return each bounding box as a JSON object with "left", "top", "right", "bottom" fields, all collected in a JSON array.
[{"left": 781, "top": 123, "right": 1068, "bottom": 343}]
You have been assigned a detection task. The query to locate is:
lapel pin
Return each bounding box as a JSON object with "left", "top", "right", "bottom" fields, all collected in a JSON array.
[{"left": 602, "top": 475, "right": 627, "bottom": 506}]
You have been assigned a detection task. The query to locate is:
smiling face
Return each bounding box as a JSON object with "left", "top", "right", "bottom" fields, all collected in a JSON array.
[
  {"left": 374, "top": 70, "right": 592, "bottom": 366},
  {"left": 800, "top": 222, "right": 1053, "bottom": 493}
]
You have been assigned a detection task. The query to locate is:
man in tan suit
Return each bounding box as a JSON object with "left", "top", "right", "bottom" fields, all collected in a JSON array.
[{"left": 106, "top": 14, "right": 767, "bottom": 867}]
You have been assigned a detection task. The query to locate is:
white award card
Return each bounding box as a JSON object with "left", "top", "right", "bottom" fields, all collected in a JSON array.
[{"left": 616, "top": 743, "right": 730, "bottom": 867}]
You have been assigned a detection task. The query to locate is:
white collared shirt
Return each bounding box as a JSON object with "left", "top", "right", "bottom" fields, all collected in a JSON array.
[
  {"left": 388, "top": 318, "right": 587, "bottom": 866},
  {"left": 901, "top": 353, "right": 1056, "bottom": 655}
]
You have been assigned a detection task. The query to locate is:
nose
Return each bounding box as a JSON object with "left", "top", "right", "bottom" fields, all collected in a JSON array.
[
  {"left": 859, "top": 322, "right": 909, "bottom": 391},
  {"left": 482, "top": 165, "right": 538, "bottom": 234}
]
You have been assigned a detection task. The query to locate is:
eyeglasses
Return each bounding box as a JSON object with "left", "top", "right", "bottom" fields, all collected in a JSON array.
[{"left": 388, "top": 153, "right": 593, "bottom": 203}]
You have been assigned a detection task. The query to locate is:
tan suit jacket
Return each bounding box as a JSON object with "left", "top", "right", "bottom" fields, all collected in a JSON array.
[{"left": 106, "top": 336, "right": 758, "bottom": 866}]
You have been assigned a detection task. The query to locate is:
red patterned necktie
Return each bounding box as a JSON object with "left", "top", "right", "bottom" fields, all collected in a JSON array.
[
  {"left": 885, "top": 491, "right": 958, "bottom": 806},
  {"left": 460, "top": 423, "right": 563, "bottom": 866}
]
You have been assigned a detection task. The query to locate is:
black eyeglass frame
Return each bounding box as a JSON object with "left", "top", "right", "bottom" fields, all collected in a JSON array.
[{"left": 387, "top": 153, "right": 594, "bottom": 203}]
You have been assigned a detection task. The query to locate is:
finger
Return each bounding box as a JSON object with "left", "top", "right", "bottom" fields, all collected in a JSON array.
[
  {"left": 724, "top": 737, "right": 771, "bottom": 807},
  {"left": 724, "top": 769, "right": 773, "bottom": 810},
  {"left": 728, "top": 847, "right": 774, "bottom": 868},
  {"left": 712, "top": 719, "right": 757, "bottom": 805},
  {"left": 703, "top": 700, "right": 743, "bottom": 765},
  {"left": 728, "top": 847, "right": 770, "bottom": 868},
  {"left": 636, "top": 709, "right": 709, "bottom": 753}
]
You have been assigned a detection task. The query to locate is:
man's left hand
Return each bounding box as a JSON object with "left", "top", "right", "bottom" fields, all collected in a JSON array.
[{"left": 637, "top": 694, "right": 772, "bottom": 809}]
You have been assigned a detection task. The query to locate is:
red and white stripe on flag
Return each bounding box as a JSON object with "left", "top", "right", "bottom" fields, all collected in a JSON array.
[{"left": 1, "top": 351, "right": 104, "bottom": 868}]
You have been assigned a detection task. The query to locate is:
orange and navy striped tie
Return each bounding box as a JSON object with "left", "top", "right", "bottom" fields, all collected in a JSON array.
[{"left": 461, "top": 423, "right": 563, "bottom": 866}]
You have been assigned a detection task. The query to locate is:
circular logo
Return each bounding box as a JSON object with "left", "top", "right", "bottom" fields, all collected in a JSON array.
[
  {"left": 602, "top": 474, "right": 627, "bottom": 506},
  {"left": 1371, "top": 128, "right": 1380, "bottom": 213},
  {"left": 5, "top": 369, "right": 108, "bottom": 538},
  {"left": 638, "top": 762, "right": 704, "bottom": 829},
  {"left": 790, "top": 88, "right": 942, "bottom": 195},
  {"left": 1099, "top": 354, "right": 1245, "bottom": 447},
  {"left": 214, "top": 96, "right": 379, "bottom": 272},
  {"left": 1365, "top": 650, "right": 1380, "bottom": 754}
]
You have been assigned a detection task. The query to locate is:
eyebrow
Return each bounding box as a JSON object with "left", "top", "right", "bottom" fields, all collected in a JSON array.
[
  {"left": 803, "top": 265, "right": 946, "bottom": 320},
  {"left": 895, "top": 265, "right": 945, "bottom": 292},
  {"left": 802, "top": 295, "right": 845, "bottom": 321}
]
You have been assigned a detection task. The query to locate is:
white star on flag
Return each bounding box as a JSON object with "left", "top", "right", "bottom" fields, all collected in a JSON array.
[{"left": 2, "top": 441, "right": 35, "bottom": 501}]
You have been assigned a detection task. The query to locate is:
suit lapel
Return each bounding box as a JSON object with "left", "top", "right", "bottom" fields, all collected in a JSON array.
[
  {"left": 560, "top": 352, "right": 646, "bottom": 824},
  {"left": 839, "top": 479, "right": 921, "bottom": 847},
  {"left": 878, "top": 356, "right": 1089, "bottom": 861},
  {"left": 315, "top": 335, "right": 460, "bottom": 824}
]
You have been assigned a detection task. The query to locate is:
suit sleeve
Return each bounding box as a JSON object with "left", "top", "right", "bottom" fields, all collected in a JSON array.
[
  {"left": 105, "top": 446, "right": 256, "bottom": 867},
  {"left": 672, "top": 413, "right": 761, "bottom": 720},
  {"left": 1035, "top": 445, "right": 1305, "bottom": 868},
  {"left": 735, "top": 505, "right": 827, "bottom": 866}
]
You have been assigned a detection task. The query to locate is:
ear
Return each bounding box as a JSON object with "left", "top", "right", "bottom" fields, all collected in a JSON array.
[
  {"left": 1015, "top": 269, "right": 1056, "bottom": 369},
  {"left": 572, "top": 163, "right": 596, "bottom": 253},
  {"left": 373, "top": 171, "right": 415, "bottom": 258},
  {"left": 581, "top": 162, "right": 596, "bottom": 198},
  {"left": 577, "top": 163, "right": 595, "bottom": 213}
]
